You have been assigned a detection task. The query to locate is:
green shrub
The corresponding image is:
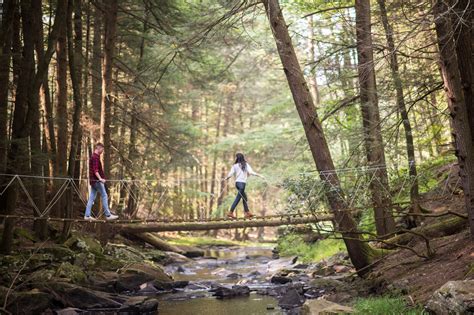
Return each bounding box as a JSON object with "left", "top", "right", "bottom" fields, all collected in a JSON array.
[
  {"left": 277, "top": 234, "right": 346, "bottom": 262},
  {"left": 353, "top": 296, "right": 427, "bottom": 315}
]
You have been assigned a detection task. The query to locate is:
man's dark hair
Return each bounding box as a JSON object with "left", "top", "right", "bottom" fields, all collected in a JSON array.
[{"left": 95, "top": 143, "right": 104, "bottom": 149}]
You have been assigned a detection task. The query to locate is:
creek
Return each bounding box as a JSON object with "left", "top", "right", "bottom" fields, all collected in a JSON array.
[{"left": 157, "top": 246, "right": 287, "bottom": 315}]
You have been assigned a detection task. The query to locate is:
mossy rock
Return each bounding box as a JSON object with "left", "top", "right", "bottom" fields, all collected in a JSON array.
[
  {"left": 38, "top": 245, "right": 76, "bottom": 262},
  {"left": 94, "top": 254, "right": 126, "bottom": 271},
  {"left": 73, "top": 252, "right": 96, "bottom": 269},
  {"left": 64, "top": 234, "right": 103, "bottom": 256},
  {"left": 28, "top": 269, "right": 56, "bottom": 284},
  {"left": 104, "top": 243, "right": 147, "bottom": 262},
  {"left": 120, "top": 262, "right": 173, "bottom": 284},
  {"left": 0, "top": 255, "right": 24, "bottom": 268},
  {"left": 57, "top": 262, "right": 87, "bottom": 283},
  {"left": 14, "top": 227, "right": 37, "bottom": 242}
]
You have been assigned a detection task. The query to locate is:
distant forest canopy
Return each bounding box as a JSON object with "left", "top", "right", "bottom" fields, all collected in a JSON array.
[{"left": 0, "top": 0, "right": 473, "bottom": 273}]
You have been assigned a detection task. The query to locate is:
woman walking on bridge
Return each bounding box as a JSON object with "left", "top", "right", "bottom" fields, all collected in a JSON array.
[{"left": 224, "top": 153, "right": 264, "bottom": 219}]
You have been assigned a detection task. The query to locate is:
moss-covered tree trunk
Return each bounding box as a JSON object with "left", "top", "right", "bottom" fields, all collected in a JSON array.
[{"left": 434, "top": 0, "right": 474, "bottom": 237}]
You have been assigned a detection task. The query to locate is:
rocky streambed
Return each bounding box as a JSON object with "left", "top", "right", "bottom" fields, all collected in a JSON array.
[
  {"left": 157, "top": 246, "right": 361, "bottom": 315},
  {"left": 0, "top": 233, "right": 365, "bottom": 314},
  {"left": 2, "top": 233, "right": 472, "bottom": 314}
]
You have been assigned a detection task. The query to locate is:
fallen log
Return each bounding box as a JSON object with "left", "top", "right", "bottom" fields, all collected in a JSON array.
[
  {"left": 123, "top": 232, "right": 184, "bottom": 254},
  {"left": 385, "top": 216, "right": 467, "bottom": 247},
  {"left": 119, "top": 215, "right": 333, "bottom": 233}
]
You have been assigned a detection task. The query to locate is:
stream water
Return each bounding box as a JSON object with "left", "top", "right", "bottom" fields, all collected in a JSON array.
[{"left": 156, "top": 246, "right": 287, "bottom": 315}]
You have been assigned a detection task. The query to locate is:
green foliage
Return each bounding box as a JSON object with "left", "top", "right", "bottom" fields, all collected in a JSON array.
[
  {"left": 277, "top": 234, "right": 346, "bottom": 262},
  {"left": 353, "top": 296, "right": 427, "bottom": 315}
]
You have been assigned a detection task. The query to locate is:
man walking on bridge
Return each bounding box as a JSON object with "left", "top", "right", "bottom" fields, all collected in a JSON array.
[{"left": 84, "top": 143, "right": 119, "bottom": 221}]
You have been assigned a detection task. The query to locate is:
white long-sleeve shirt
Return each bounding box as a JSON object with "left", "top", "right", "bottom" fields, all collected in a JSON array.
[{"left": 227, "top": 163, "right": 257, "bottom": 183}]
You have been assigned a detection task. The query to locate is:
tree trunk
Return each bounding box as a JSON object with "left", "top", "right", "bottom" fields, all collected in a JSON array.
[
  {"left": 62, "top": 0, "right": 84, "bottom": 240},
  {"left": 55, "top": 0, "right": 68, "bottom": 178},
  {"left": 33, "top": 1, "right": 56, "bottom": 179},
  {"left": 306, "top": 15, "right": 320, "bottom": 106},
  {"left": 355, "top": 0, "right": 395, "bottom": 237},
  {"left": 434, "top": 0, "right": 474, "bottom": 237},
  {"left": 31, "top": 0, "right": 47, "bottom": 240},
  {"left": 0, "top": 0, "right": 16, "bottom": 173},
  {"left": 53, "top": 0, "right": 68, "bottom": 221},
  {"left": 378, "top": 0, "right": 419, "bottom": 204},
  {"left": 91, "top": 0, "right": 102, "bottom": 121},
  {"left": 208, "top": 103, "right": 222, "bottom": 216},
  {"left": 100, "top": 0, "right": 117, "bottom": 179},
  {"left": 263, "top": 0, "right": 374, "bottom": 274},
  {"left": 451, "top": 0, "right": 474, "bottom": 147},
  {"left": 121, "top": 214, "right": 333, "bottom": 233},
  {"left": 0, "top": 0, "right": 67, "bottom": 253}
]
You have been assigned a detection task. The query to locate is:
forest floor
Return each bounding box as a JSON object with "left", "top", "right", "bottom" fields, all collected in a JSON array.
[{"left": 370, "top": 171, "right": 473, "bottom": 304}]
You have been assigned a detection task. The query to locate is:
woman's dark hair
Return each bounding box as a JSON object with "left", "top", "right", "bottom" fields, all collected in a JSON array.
[{"left": 235, "top": 153, "right": 247, "bottom": 172}]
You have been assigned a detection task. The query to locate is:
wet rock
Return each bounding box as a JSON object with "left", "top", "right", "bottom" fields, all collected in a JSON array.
[
  {"left": 137, "top": 282, "right": 160, "bottom": 295},
  {"left": 267, "top": 256, "right": 298, "bottom": 273},
  {"left": 426, "top": 280, "right": 474, "bottom": 314},
  {"left": 115, "top": 272, "right": 155, "bottom": 293},
  {"left": 162, "top": 291, "right": 208, "bottom": 301},
  {"left": 272, "top": 247, "right": 280, "bottom": 259},
  {"left": 248, "top": 270, "right": 262, "bottom": 277},
  {"left": 55, "top": 307, "right": 82, "bottom": 315},
  {"left": 301, "top": 299, "right": 354, "bottom": 314},
  {"left": 271, "top": 275, "right": 293, "bottom": 284},
  {"left": 160, "top": 251, "right": 193, "bottom": 265},
  {"left": 120, "top": 296, "right": 159, "bottom": 313},
  {"left": 294, "top": 263, "right": 309, "bottom": 269},
  {"left": 185, "top": 283, "right": 209, "bottom": 291},
  {"left": 115, "top": 263, "right": 172, "bottom": 293},
  {"left": 152, "top": 280, "right": 189, "bottom": 291},
  {"left": 213, "top": 285, "right": 250, "bottom": 299},
  {"left": 260, "top": 283, "right": 304, "bottom": 298},
  {"left": 1, "top": 287, "right": 51, "bottom": 315},
  {"left": 177, "top": 266, "right": 186, "bottom": 273},
  {"left": 178, "top": 245, "right": 205, "bottom": 258},
  {"left": 211, "top": 267, "right": 229, "bottom": 276},
  {"left": 227, "top": 272, "right": 242, "bottom": 279},
  {"left": 278, "top": 288, "right": 305, "bottom": 309},
  {"left": 40, "top": 282, "right": 124, "bottom": 309},
  {"left": 303, "top": 286, "right": 326, "bottom": 299}
]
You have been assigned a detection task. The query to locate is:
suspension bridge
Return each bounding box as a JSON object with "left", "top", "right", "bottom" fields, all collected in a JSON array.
[{"left": 0, "top": 163, "right": 462, "bottom": 232}]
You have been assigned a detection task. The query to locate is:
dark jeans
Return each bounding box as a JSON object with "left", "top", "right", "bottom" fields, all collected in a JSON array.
[{"left": 230, "top": 182, "right": 249, "bottom": 212}]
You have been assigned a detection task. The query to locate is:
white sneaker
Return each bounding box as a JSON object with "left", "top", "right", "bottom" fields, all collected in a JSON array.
[
  {"left": 84, "top": 216, "right": 97, "bottom": 221},
  {"left": 106, "top": 214, "right": 119, "bottom": 221}
]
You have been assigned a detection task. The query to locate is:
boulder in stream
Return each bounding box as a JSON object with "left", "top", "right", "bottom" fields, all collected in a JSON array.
[
  {"left": 278, "top": 288, "right": 305, "bottom": 309},
  {"left": 213, "top": 285, "right": 250, "bottom": 298},
  {"left": 271, "top": 275, "right": 293, "bottom": 284}
]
